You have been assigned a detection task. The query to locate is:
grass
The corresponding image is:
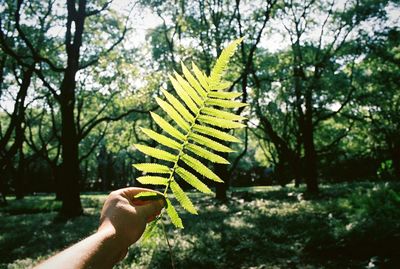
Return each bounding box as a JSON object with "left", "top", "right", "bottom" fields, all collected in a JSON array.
[{"left": 0, "top": 182, "right": 399, "bottom": 268}]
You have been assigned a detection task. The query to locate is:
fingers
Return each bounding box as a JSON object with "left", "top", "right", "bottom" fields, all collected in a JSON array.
[
  {"left": 115, "top": 187, "right": 165, "bottom": 222},
  {"left": 134, "top": 199, "right": 164, "bottom": 223}
]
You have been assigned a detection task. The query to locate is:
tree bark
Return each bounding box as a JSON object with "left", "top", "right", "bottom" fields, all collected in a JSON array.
[
  {"left": 215, "top": 161, "right": 229, "bottom": 202},
  {"left": 57, "top": 0, "right": 87, "bottom": 217},
  {"left": 303, "top": 87, "right": 319, "bottom": 194}
]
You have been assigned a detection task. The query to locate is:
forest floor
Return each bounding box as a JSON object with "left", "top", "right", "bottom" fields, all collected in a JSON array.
[{"left": 1, "top": 181, "right": 399, "bottom": 269}]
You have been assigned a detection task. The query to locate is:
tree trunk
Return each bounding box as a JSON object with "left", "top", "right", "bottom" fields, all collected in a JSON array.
[
  {"left": 14, "top": 147, "right": 25, "bottom": 199},
  {"left": 215, "top": 160, "right": 229, "bottom": 202},
  {"left": 59, "top": 76, "right": 83, "bottom": 217},
  {"left": 303, "top": 95, "right": 319, "bottom": 194},
  {"left": 392, "top": 143, "right": 400, "bottom": 180}
]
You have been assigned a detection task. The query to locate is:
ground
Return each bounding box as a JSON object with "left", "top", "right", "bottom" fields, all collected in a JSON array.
[{"left": 1, "top": 182, "right": 399, "bottom": 269}]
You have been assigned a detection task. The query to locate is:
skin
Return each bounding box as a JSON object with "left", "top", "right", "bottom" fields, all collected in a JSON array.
[{"left": 34, "top": 187, "right": 164, "bottom": 269}]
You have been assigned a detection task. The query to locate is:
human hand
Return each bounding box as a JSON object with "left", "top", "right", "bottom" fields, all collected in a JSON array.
[{"left": 98, "top": 187, "right": 164, "bottom": 251}]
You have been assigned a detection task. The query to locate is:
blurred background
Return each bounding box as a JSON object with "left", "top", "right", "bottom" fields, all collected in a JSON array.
[{"left": 0, "top": 0, "right": 399, "bottom": 268}]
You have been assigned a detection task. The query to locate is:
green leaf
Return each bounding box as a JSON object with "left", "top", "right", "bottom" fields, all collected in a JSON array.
[
  {"left": 191, "top": 62, "right": 210, "bottom": 91},
  {"left": 197, "top": 115, "right": 246, "bottom": 129},
  {"left": 201, "top": 107, "right": 246, "bottom": 121},
  {"left": 166, "top": 198, "right": 184, "bottom": 228},
  {"left": 161, "top": 88, "right": 195, "bottom": 123},
  {"left": 133, "top": 163, "right": 171, "bottom": 174},
  {"left": 209, "top": 37, "right": 244, "bottom": 85},
  {"left": 181, "top": 62, "right": 207, "bottom": 98},
  {"left": 141, "top": 218, "right": 160, "bottom": 241},
  {"left": 174, "top": 72, "right": 203, "bottom": 106},
  {"left": 208, "top": 91, "right": 242, "bottom": 99},
  {"left": 193, "top": 124, "right": 241, "bottom": 143},
  {"left": 170, "top": 181, "right": 197, "bottom": 214},
  {"left": 175, "top": 167, "right": 213, "bottom": 194},
  {"left": 181, "top": 153, "right": 223, "bottom": 182},
  {"left": 186, "top": 144, "right": 229, "bottom": 164},
  {"left": 141, "top": 128, "right": 181, "bottom": 150},
  {"left": 134, "top": 191, "right": 165, "bottom": 201},
  {"left": 137, "top": 176, "right": 169, "bottom": 185},
  {"left": 206, "top": 98, "right": 248, "bottom": 108},
  {"left": 156, "top": 97, "right": 190, "bottom": 132},
  {"left": 134, "top": 144, "right": 177, "bottom": 162},
  {"left": 169, "top": 74, "right": 199, "bottom": 114},
  {"left": 211, "top": 81, "right": 232, "bottom": 91},
  {"left": 150, "top": 112, "right": 185, "bottom": 141},
  {"left": 189, "top": 133, "right": 234, "bottom": 152}
]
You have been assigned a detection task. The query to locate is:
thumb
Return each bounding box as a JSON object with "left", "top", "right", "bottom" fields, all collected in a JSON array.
[{"left": 134, "top": 199, "right": 164, "bottom": 223}]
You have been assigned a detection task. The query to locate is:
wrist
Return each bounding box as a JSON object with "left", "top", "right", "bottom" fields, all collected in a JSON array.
[{"left": 96, "top": 228, "right": 128, "bottom": 263}]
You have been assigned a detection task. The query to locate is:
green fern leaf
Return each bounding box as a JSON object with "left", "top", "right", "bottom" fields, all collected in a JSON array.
[
  {"left": 150, "top": 112, "right": 185, "bottom": 141},
  {"left": 193, "top": 124, "right": 241, "bottom": 143},
  {"left": 141, "top": 128, "right": 181, "bottom": 150},
  {"left": 133, "top": 163, "right": 171, "bottom": 174},
  {"left": 181, "top": 153, "right": 223, "bottom": 182},
  {"left": 166, "top": 198, "right": 184, "bottom": 228},
  {"left": 197, "top": 115, "right": 246, "bottom": 129},
  {"left": 169, "top": 75, "right": 199, "bottom": 114},
  {"left": 189, "top": 133, "right": 234, "bottom": 153},
  {"left": 174, "top": 72, "right": 203, "bottom": 106},
  {"left": 134, "top": 191, "right": 165, "bottom": 201},
  {"left": 170, "top": 181, "right": 197, "bottom": 214},
  {"left": 208, "top": 91, "right": 242, "bottom": 99},
  {"left": 134, "top": 144, "right": 177, "bottom": 162},
  {"left": 209, "top": 37, "right": 244, "bottom": 85},
  {"left": 180, "top": 62, "right": 207, "bottom": 98},
  {"left": 133, "top": 38, "right": 248, "bottom": 230},
  {"left": 206, "top": 98, "right": 248, "bottom": 108},
  {"left": 137, "top": 176, "right": 169, "bottom": 185},
  {"left": 156, "top": 97, "right": 190, "bottom": 132},
  {"left": 211, "top": 81, "right": 232, "bottom": 91},
  {"left": 161, "top": 88, "right": 195, "bottom": 123},
  {"left": 201, "top": 107, "right": 246, "bottom": 121},
  {"left": 175, "top": 167, "right": 213, "bottom": 194},
  {"left": 191, "top": 62, "right": 210, "bottom": 91},
  {"left": 186, "top": 144, "right": 229, "bottom": 164}
]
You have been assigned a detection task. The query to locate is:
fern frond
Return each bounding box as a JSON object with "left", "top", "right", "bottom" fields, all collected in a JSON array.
[
  {"left": 193, "top": 124, "right": 241, "bottom": 143},
  {"left": 141, "top": 128, "right": 181, "bottom": 150},
  {"left": 201, "top": 107, "right": 246, "bottom": 121},
  {"left": 169, "top": 75, "right": 199, "bottom": 114},
  {"left": 165, "top": 199, "right": 183, "bottom": 228},
  {"left": 170, "top": 181, "right": 197, "bottom": 214},
  {"left": 191, "top": 62, "right": 210, "bottom": 91},
  {"left": 197, "top": 115, "right": 246, "bottom": 129},
  {"left": 150, "top": 112, "right": 185, "bottom": 141},
  {"left": 188, "top": 133, "right": 234, "bottom": 153},
  {"left": 134, "top": 144, "right": 177, "bottom": 162},
  {"left": 208, "top": 91, "right": 242, "bottom": 99},
  {"left": 175, "top": 167, "right": 213, "bottom": 194},
  {"left": 156, "top": 97, "right": 190, "bottom": 132},
  {"left": 174, "top": 72, "right": 203, "bottom": 107},
  {"left": 206, "top": 98, "right": 248, "bottom": 108},
  {"left": 180, "top": 62, "right": 207, "bottom": 98},
  {"left": 161, "top": 88, "right": 195, "bottom": 123},
  {"left": 186, "top": 144, "right": 229, "bottom": 164},
  {"left": 133, "top": 163, "right": 171, "bottom": 174},
  {"left": 181, "top": 154, "right": 223, "bottom": 182},
  {"left": 133, "top": 38, "right": 247, "bottom": 229},
  {"left": 137, "top": 176, "right": 169, "bottom": 185},
  {"left": 209, "top": 37, "right": 244, "bottom": 85},
  {"left": 211, "top": 81, "right": 232, "bottom": 91}
]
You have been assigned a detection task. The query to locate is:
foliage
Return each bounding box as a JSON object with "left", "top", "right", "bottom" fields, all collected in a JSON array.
[
  {"left": 2, "top": 182, "right": 400, "bottom": 268},
  {"left": 133, "top": 38, "right": 247, "bottom": 228}
]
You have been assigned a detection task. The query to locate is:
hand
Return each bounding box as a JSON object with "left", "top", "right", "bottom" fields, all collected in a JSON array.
[{"left": 98, "top": 187, "right": 164, "bottom": 251}]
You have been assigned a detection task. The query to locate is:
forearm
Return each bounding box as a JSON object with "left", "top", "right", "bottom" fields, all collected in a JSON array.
[{"left": 34, "top": 228, "right": 126, "bottom": 269}]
